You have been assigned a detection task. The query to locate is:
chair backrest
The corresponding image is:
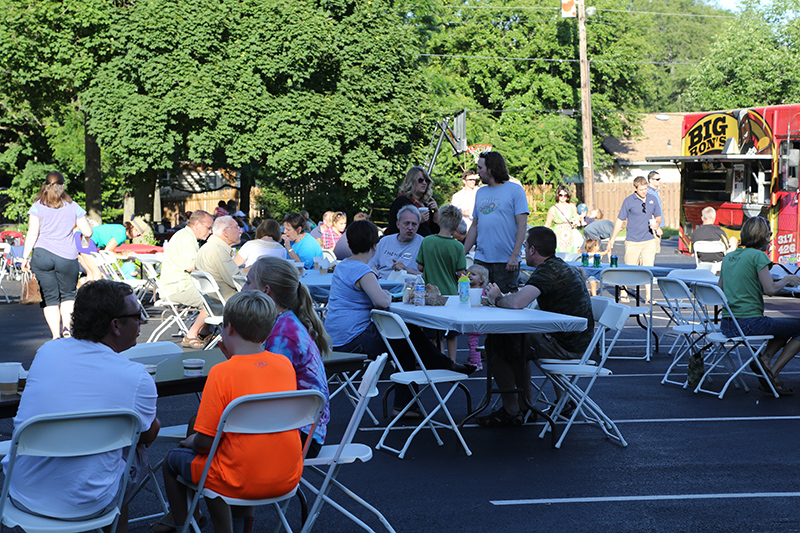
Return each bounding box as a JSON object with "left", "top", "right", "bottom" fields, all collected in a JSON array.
[
  {"left": 334, "top": 355, "right": 388, "bottom": 461},
  {"left": 591, "top": 296, "right": 614, "bottom": 321},
  {"left": 600, "top": 267, "right": 653, "bottom": 288},
  {"left": 233, "top": 274, "right": 246, "bottom": 291},
  {"left": 371, "top": 310, "right": 429, "bottom": 375},
  {"left": 656, "top": 277, "right": 702, "bottom": 327},
  {"left": 322, "top": 249, "right": 337, "bottom": 263},
  {"left": 693, "top": 240, "right": 727, "bottom": 263},
  {"left": 194, "top": 390, "right": 325, "bottom": 494},
  {"left": 690, "top": 282, "right": 751, "bottom": 341},
  {"left": 666, "top": 268, "right": 717, "bottom": 282},
  {"left": 190, "top": 270, "right": 227, "bottom": 315},
  {"left": 0, "top": 409, "right": 142, "bottom": 523},
  {"left": 573, "top": 302, "right": 631, "bottom": 365}
]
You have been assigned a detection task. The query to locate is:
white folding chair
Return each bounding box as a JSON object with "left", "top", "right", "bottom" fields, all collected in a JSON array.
[
  {"left": 693, "top": 240, "right": 727, "bottom": 274},
  {"left": 371, "top": 310, "right": 472, "bottom": 459},
  {"left": 144, "top": 261, "right": 197, "bottom": 343},
  {"left": 301, "top": 354, "right": 396, "bottom": 533},
  {"left": 656, "top": 277, "right": 710, "bottom": 387},
  {"left": 326, "top": 352, "right": 379, "bottom": 426},
  {"left": 690, "top": 282, "right": 778, "bottom": 399},
  {"left": 599, "top": 267, "right": 656, "bottom": 360},
  {"left": 536, "top": 302, "right": 631, "bottom": 448},
  {"left": 189, "top": 270, "right": 226, "bottom": 350},
  {"left": 0, "top": 243, "right": 10, "bottom": 303},
  {"left": 232, "top": 274, "right": 247, "bottom": 291},
  {"left": 179, "top": 390, "right": 326, "bottom": 533},
  {"left": 0, "top": 409, "right": 142, "bottom": 533}
]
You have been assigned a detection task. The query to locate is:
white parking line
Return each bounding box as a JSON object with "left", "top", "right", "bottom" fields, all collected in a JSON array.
[{"left": 491, "top": 492, "right": 800, "bottom": 506}]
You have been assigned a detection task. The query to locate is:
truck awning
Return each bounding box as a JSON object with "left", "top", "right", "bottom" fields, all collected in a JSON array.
[{"left": 646, "top": 154, "right": 772, "bottom": 163}]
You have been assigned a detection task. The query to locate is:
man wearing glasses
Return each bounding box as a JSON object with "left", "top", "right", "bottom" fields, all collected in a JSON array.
[
  {"left": 451, "top": 169, "right": 480, "bottom": 231},
  {"left": 608, "top": 176, "right": 662, "bottom": 298},
  {"left": 4, "top": 279, "right": 159, "bottom": 527},
  {"left": 196, "top": 215, "right": 243, "bottom": 305},
  {"left": 160, "top": 210, "right": 214, "bottom": 348}
]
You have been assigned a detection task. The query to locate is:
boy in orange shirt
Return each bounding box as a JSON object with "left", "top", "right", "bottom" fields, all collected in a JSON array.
[{"left": 162, "top": 291, "right": 300, "bottom": 533}]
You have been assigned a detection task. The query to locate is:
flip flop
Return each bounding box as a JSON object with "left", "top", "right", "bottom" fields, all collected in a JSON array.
[{"left": 749, "top": 360, "right": 771, "bottom": 390}]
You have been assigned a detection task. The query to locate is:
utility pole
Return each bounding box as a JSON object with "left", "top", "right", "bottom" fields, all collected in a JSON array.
[{"left": 577, "top": 0, "right": 595, "bottom": 210}]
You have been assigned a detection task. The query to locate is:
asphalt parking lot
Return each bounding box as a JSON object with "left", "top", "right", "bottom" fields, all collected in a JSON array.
[{"left": 1, "top": 240, "right": 800, "bottom": 532}]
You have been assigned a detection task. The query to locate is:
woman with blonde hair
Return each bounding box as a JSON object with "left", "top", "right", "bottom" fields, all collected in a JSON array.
[
  {"left": 385, "top": 166, "right": 440, "bottom": 237},
  {"left": 21, "top": 171, "right": 93, "bottom": 339},
  {"left": 243, "top": 256, "right": 331, "bottom": 454}
]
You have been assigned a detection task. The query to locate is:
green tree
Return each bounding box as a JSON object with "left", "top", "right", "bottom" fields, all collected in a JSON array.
[
  {"left": 685, "top": 0, "right": 800, "bottom": 109},
  {"left": 83, "top": 0, "right": 430, "bottom": 216}
]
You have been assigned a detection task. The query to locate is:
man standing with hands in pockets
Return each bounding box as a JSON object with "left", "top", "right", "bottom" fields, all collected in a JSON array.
[{"left": 463, "top": 151, "right": 529, "bottom": 293}]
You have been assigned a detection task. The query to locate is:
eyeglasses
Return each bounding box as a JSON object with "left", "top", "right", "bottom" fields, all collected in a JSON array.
[
  {"left": 115, "top": 309, "right": 146, "bottom": 323},
  {"left": 641, "top": 202, "right": 647, "bottom": 213}
]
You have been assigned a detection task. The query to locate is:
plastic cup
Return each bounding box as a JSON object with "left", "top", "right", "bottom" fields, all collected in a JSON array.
[
  {"left": 0, "top": 363, "right": 21, "bottom": 396},
  {"left": 469, "top": 288, "right": 482, "bottom": 307},
  {"left": 145, "top": 364, "right": 158, "bottom": 378},
  {"left": 183, "top": 358, "right": 205, "bottom": 378}
]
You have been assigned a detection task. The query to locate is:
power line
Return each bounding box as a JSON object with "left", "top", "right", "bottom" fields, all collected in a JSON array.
[
  {"left": 421, "top": 53, "right": 700, "bottom": 66},
  {"left": 437, "top": 4, "right": 736, "bottom": 19}
]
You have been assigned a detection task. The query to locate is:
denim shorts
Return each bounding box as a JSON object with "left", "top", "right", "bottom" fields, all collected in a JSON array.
[{"left": 721, "top": 316, "right": 800, "bottom": 342}]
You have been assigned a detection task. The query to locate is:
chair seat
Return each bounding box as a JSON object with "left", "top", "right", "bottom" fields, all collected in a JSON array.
[
  {"left": 539, "top": 363, "right": 613, "bottom": 378},
  {"left": 204, "top": 317, "right": 223, "bottom": 326},
  {"left": 155, "top": 424, "right": 188, "bottom": 442},
  {"left": 707, "top": 332, "right": 773, "bottom": 343},
  {"left": 630, "top": 305, "right": 651, "bottom": 314},
  {"left": 672, "top": 323, "right": 707, "bottom": 334},
  {"left": 177, "top": 475, "right": 299, "bottom": 507},
  {"left": 2, "top": 502, "right": 121, "bottom": 533},
  {"left": 537, "top": 358, "right": 596, "bottom": 366},
  {"left": 304, "top": 443, "right": 372, "bottom": 467},
  {"left": 389, "top": 369, "right": 468, "bottom": 386}
]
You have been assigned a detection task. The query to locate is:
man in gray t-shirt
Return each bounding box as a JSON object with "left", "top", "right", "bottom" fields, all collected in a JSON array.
[{"left": 369, "top": 205, "right": 423, "bottom": 277}]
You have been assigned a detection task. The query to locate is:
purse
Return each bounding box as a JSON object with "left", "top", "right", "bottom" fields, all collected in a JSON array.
[{"left": 20, "top": 270, "right": 42, "bottom": 305}]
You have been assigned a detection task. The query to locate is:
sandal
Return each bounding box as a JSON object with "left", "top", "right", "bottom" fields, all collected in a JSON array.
[
  {"left": 476, "top": 408, "right": 524, "bottom": 427},
  {"left": 181, "top": 336, "right": 205, "bottom": 349},
  {"left": 759, "top": 380, "right": 794, "bottom": 396},
  {"left": 749, "top": 360, "right": 772, "bottom": 390}
]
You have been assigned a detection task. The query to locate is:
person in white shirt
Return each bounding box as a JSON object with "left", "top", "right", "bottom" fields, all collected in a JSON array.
[
  {"left": 451, "top": 169, "right": 479, "bottom": 231},
  {"left": 235, "top": 219, "right": 288, "bottom": 269},
  {"left": 369, "top": 205, "right": 423, "bottom": 277}
]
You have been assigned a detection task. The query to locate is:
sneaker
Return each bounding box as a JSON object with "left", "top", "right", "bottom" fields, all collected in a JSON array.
[
  {"left": 468, "top": 360, "right": 483, "bottom": 371},
  {"left": 61, "top": 328, "right": 71, "bottom": 338}
]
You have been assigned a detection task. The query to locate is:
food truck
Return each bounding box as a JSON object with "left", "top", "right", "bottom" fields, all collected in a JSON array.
[{"left": 647, "top": 104, "right": 800, "bottom": 263}]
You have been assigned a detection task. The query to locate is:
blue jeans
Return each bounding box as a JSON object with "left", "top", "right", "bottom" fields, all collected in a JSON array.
[{"left": 721, "top": 316, "right": 800, "bottom": 342}]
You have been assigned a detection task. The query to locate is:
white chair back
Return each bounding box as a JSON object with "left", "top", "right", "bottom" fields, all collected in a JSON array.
[
  {"left": 190, "top": 270, "right": 227, "bottom": 316},
  {"left": 590, "top": 296, "right": 615, "bottom": 321},
  {"left": 0, "top": 409, "right": 142, "bottom": 533},
  {"left": 693, "top": 240, "right": 727, "bottom": 273}
]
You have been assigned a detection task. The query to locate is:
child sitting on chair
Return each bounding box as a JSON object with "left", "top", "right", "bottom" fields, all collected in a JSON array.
[
  {"left": 466, "top": 264, "right": 489, "bottom": 369},
  {"left": 161, "top": 291, "right": 301, "bottom": 533}
]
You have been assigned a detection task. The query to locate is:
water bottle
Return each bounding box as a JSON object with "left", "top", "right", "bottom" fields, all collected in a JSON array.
[
  {"left": 458, "top": 274, "right": 470, "bottom": 303},
  {"left": 414, "top": 275, "right": 426, "bottom": 306}
]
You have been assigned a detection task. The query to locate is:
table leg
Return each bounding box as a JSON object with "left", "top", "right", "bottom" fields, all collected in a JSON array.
[{"left": 459, "top": 346, "right": 558, "bottom": 448}]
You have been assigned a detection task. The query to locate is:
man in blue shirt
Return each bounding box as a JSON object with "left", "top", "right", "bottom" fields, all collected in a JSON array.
[{"left": 607, "top": 176, "right": 662, "bottom": 301}]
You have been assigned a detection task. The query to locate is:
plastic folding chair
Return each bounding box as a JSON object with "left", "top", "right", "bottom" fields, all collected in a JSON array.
[
  {"left": 0, "top": 409, "right": 142, "bottom": 533},
  {"left": 690, "top": 282, "right": 778, "bottom": 399},
  {"left": 371, "top": 310, "right": 472, "bottom": 459},
  {"left": 536, "top": 302, "right": 631, "bottom": 448},
  {"left": 178, "top": 390, "right": 326, "bottom": 533},
  {"left": 326, "top": 352, "right": 379, "bottom": 426},
  {"left": 301, "top": 354, "right": 396, "bottom": 533},
  {"left": 143, "top": 261, "right": 197, "bottom": 343},
  {"left": 600, "top": 267, "right": 657, "bottom": 360},
  {"left": 189, "top": 270, "right": 226, "bottom": 350},
  {"left": 693, "top": 240, "right": 727, "bottom": 274},
  {"left": 656, "top": 277, "right": 710, "bottom": 387}
]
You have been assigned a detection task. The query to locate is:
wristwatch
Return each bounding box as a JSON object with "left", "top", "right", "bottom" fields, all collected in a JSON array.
[{"left": 493, "top": 294, "right": 502, "bottom": 307}]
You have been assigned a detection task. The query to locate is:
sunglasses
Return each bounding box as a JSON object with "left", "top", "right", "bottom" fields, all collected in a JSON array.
[
  {"left": 641, "top": 202, "right": 647, "bottom": 213},
  {"left": 417, "top": 176, "right": 431, "bottom": 184},
  {"left": 558, "top": 193, "right": 568, "bottom": 197}
]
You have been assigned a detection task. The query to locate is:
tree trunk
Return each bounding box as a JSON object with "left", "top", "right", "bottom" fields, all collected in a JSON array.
[
  {"left": 84, "top": 115, "right": 102, "bottom": 224},
  {"left": 132, "top": 170, "right": 157, "bottom": 223},
  {"left": 239, "top": 171, "right": 251, "bottom": 216}
]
